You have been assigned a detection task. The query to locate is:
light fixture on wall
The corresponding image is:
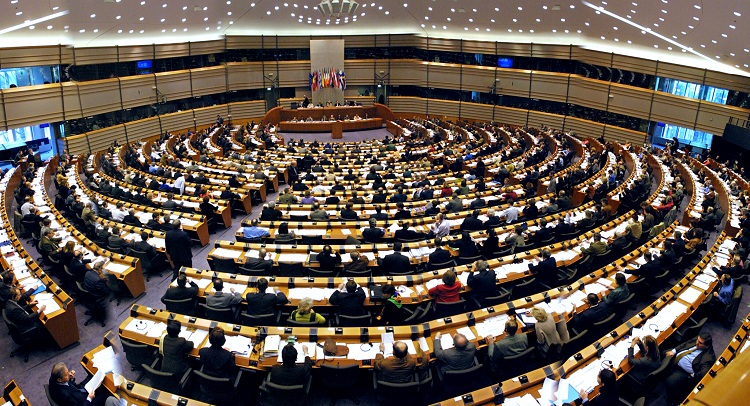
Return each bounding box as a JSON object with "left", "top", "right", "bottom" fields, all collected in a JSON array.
[{"left": 317, "top": 0, "right": 359, "bottom": 18}]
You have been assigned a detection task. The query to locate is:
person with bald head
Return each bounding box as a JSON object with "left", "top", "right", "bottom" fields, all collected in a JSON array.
[
  {"left": 374, "top": 340, "right": 429, "bottom": 383},
  {"left": 434, "top": 331, "right": 477, "bottom": 379}
]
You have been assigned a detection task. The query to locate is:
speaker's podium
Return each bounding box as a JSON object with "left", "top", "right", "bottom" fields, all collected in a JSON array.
[{"left": 331, "top": 120, "right": 343, "bottom": 139}]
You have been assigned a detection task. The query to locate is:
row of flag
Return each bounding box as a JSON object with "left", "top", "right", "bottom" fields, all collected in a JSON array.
[{"left": 309, "top": 68, "right": 346, "bottom": 91}]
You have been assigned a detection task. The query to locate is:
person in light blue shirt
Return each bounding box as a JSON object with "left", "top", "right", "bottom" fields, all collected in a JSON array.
[
  {"left": 714, "top": 273, "right": 735, "bottom": 305},
  {"left": 242, "top": 219, "right": 270, "bottom": 240},
  {"left": 664, "top": 333, "right": 716, "bottom": 403}
]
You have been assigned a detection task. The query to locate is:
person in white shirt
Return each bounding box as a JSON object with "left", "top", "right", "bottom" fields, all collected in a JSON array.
[
  {"left": 20, "top": 198, "right": 34, "bottom": 216},
  {"left": 173, "top": 172, "right": 186, "bottom": 195},
  {"left": 111, "top": 202, "right": 127, "bottom": 222},
  {"left": 311, "top": 179, "right": 328, "bottom": 194},
  {"left": 429, "top": 212, "right": 450, "bottom": 239},
  {"left": 500, "top": 201, "right": 520, "bottom": 224}
]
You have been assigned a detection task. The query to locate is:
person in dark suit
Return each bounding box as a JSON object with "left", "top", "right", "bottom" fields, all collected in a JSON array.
[
  {"left": 659, "top": 241, "right": 678, "bottom": 266},
  {"left": 624, "top": 335, "right": 661, "bottom": 392},
  {"left": 434, "top": 332, "right": 477, "bottom": 379},
  {"left": 339, "top": 202, "right": 359, "bottom": 220},
  {"left": 394, "top": 221, "right": 425, "bottom": 241},
  {"left": 246, "top": 277, "right": 288, "bottom": 315},
  {"left": 449, "top": 231, "right": 480, "bottom": 258},
  {"left": 161, "top": 320, "right": 194, "bottom": 375},
  {"left": 361, "top": 218, "right": 385, "bottom": 243},
  {"left": 165, "top": 220, "right": 193, "bottom": 280},
  {"left": 122, "top": 209, "right": 142, "bottom": 226},
  {"left": 672, "top": 230, "right": 687, "bottom": 258},
  {"left": 199, "top": 197, "right": 222, "bottom": 225},
  {"left": 69, "top": 251, "right": 92, "bottom": 282},
  {"left": 380, "top": 242, "right": 412, "bottom": 275},
  {"left": 48, "top": 362, "right": 119, "bottom": 406},
  {"left": 286, "top": 162, "right": 299, "bottom": 185},
  {"left": 664, "top": 333, "right": 716, "bottom": 403},
  {"left": 106, "top": 226, "right": 131, "bottom": 253},
  {"left": 162, "top": 274, "right": 199, "bottom": 302},
  {"left": 0, "top": 272, "right": 32, "bottom": 308},
  {"left": 259, "top": 202, "right": 283, "bottom": 221},
  {"left": 369, "top": 205, "right": 389, "bottom": 221},
  {"left": 570, "top": 294, "right": 610, "bottom": 333},
  {"left": 131, "top": 232, "right": 158, "bottom": 268},
  {"left": 199, "top": 327, "right": 237, "bottom": 379},
  {"left": 146, "top": 213, "right": 164, "bottom": 230},
  {"left": 480, "top": 229, "right": 500, "bottom": 258},
  {"left": 329, "top": 280, "right": 366, "bottom": 316},
  {"left": 240, "top": 248, "right": 274, "bottom": 273},
  {"left": 270, "top": 343, "right": 314, "bottom": 386},
  {"left": 5, "top": 287, "right": 45, "bottom": 333},
  {"left": 206, "top": 278, "right": 243, "bottom": 316},
  {"left": 528, "top": 248, "right": 557, "bottom": 288},
  {"left": 317, "top": 245, "right": 342, "bottom": 273},
  {"left": 429, "top": 238, "right": 453, "bottom": 266},
  {"left": 625, "top": 251, "right": 661, "bottom": 280},
  {"left": 460, "top": 209, "right": 485, "bottom": 231},
  {"left": 467, "top": 259, "right": 497, "bottom": 303}
]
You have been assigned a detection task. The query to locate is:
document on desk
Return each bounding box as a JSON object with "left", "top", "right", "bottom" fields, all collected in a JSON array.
[
  {"left": 425, "top": 279, "right": 442, "bottom": 290},
  {"left": 456, "top": 326, "right": 476, "bottom": 341},
  {"left": 92, "top": 346, "right": 119, "bottom": 374},
  {"left": 146, "top": 322, "right": 167, "bottom": 338},
  {"left": 104, "top": 262, "right": 130, "bottom": 275},
  {"left": 678, "top": 286, "right": 704, "bottom": 305},
  {"left": 538, "top": 377, "right": 559, "bottom": 404},
  {"left": 225, "top": 335, "right": 253, "bottom": 356},
  {"left": 84, "top": 369, "right": 106, "bottom": 395},
  {"left": 347, "top": 343, "right": 379, "bottom": 360},
  {"left": 277, "top": 342, "right": 316, "bottom": 363},
  {"left": 504, "top": 393, "right": 542, "bottom": 406},
  {"left": 212, "top": 248, "right": 243, "bottom": 259},
  {"left": 584, "top": 283, "right": 607, "bottom": 296},
  {"left": 276, "top": 253, "right": 310, "bottom": 263},
  {"left": 438, "top": 333, "right": 454, "bottom": 349}
]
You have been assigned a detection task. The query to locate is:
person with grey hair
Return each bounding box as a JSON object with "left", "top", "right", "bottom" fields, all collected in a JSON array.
[
  {"left": 165, "top": 219, "right": 192, "bottom": 280},
  {"left": 434, "top": 332, "right": 477, "bottom": 379},
  {"left": 260, "top": 201, "right": 283, "bottom": 221},
  {"left": 122, "top": 208, "right": 141, "bottom": 226},
  {"left": 289, "top": 297, "right": 326, "bottom": 324},
  {"left": 467, "top": 259, "right": 497, "bottom": 302},
  {"left": 310, "top": 202, "right": 328, "bottom": 221},
  {"left": 48, "top": 362, "right": 120, "bottom": 406},
  {"left": 362, "top": 217, "right": 385, "bottom": 243}
]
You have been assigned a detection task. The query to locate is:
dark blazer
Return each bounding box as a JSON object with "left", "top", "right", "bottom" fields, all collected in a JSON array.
[
  {"left": 329, "top": 288, "right": 366, "bottom": 315},
  {"left": 461, "top": 217, "right": 485, "bottom": 231},
  {"left": 4, "top": 300, "right": 41, "bottom": 331},
  {"left": 573, "top": 302, "right": 610, "bottom": 331},
  {"left": 627, "top": 259, "right": 662, "bottom": 279},
  {"left": 528, "top": 257, "right": 558, "bottom": 287},
  {"left": 270, "top": 356, "right": 314, "bottom": 386},
  {"left": 672, "top": 339, "right": 716, "bottom": 381},
  {"left": 199, "top": 346, "right": 237, "bottom": 379},
  {"left": 240, "top": 258, "right": 273, "bottom": 273},
  {"left": 245, "top": 291, "right": 288, "bottom": 315},
  {"left": 627, "top": 344, "right": 661, "bottom": 384},
  {"left": 380, "top": 252, "right": 411, "bottom": 275},
  {"left": 162, "top": 282, "right": 199, "bottom": 301},
  {"left": 47, "top": 378, "right": 91, "bottom": 406},
  {"left": 467, "top": 270, "right": 498, "bottom": 299},
  {"left": 161, "top": 335, "right": 194, "bottom": 374},
  {"left": 362, "top": 227, "right": 385, "bottom": 243},
  {"left": 165, "top": 229, "right": 192, "bottom": 264},
  {"left": 69, "top": 257, "right": 90, "bottom": 282},
  {"left": 434, "top": 338, "right": 477, "bottom": 376},
  {"left": 673, "top": 239, "right": 687, "bottom": 258},
  {"left": 533, "top": 227, "right": 553, "bottom": 244},
  {"left": 429, "top": 248, "right": 452, "bottom": 265},
  {"left": 450, "top": 240, "right": 480, "bottom": 258}
]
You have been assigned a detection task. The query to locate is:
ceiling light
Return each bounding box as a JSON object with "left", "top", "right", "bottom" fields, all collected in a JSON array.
[
  {"left": 47, "top": 25, "right": 52, "bottom": 29},
  {"left": 0, "top": 10, "right": 68, "bottom": 35},
  {"left": 318, "top": 0, "right": 359, "bottom": 18},
  {"left": 182, "top": 6, "right": 187, "bottom": 10},
  {"left": 734, "top": 12, "right": 741, "bottom": 16},
  {"left": 116, "top": 15, "right": 121, "bottom": 19}
]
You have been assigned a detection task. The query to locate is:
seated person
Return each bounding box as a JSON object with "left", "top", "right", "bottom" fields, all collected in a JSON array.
[
  {"left": 48, "top": 362, "right": 119, "bottom": 406},
  {"left": 625, "top": 335, "right": 661, "bottom": 389},
  {"left": 602, "top": 272, "right": 630, "bottom": 308},
  {"left": 162, "top": 274, "right": 199, "bottom": 301},
  {"left": 329, "top": 280, "right": 366, "bottom": 316},
  {"left": 245, "top": 277, "right": 288, "bottom": 316},
  {"left": 199, "top": 327, "right": 238, "bottom": 379},
  {"left": 377, "top": 284, "right": 407, "bottom": 325},
  {"left": 5, "top": 286, "right": 45, "bottom": 333},
  {"left": 449, "top": 231, "right": 480, "bottom": 258},
  {"left": 380, "top": 241, "right": 412, "bottom": 275},
  {"left": 339, "top": 202, "right": 359, "bottom": 220},
  {"left": 343, "top": 250, "right": 370, "bottom": 275},
  {"left": 374, "top": 340, "right": 429, "bottom": 383},
  {"left": 708, "top": 273, "right": 735, "bottom": 314},
  {"left": 429, "top": 237, "right": 453, "bottom": 265},
  {"left": 460, "top": 209, "right": 485, "bottom": 231},
  {"left": 582, "top": 232, "right": 608, "bottom": 255},
  {"left": 467, "top": 259, "right": 497, "bottom": 303},
  {"left": 317, "top": 244, "right": 342, "bottom": 273},
  {"left": 434, "top": 332, "right": 477, "bottom": 379},
  {"left": 270, "top": 343, "right": 314, "bottom": 385},
  {"left": 528, "top": 248, "right": 557, "bottom": 288},
  {"left": 274, "top": 222, "right": 296, "bottom": 242},
  {"left": 394, "top": 221, "right": 425, "bottom": 241},
  {"left": 361, "top": 218, "right": 385, "bottom": 243},
  {"left": 206, "top": 278, "right": 243, "bottom": 315},
  {"left": 161, "top": 320, "right": 194, "bottom": 375},
  {"left": 570, "top": 293, "right": 610, "bottom": 333},
  {"left": 242, "top": 219, "right": 270, "bottom": 240},
  {"left": 428, "top": 268, "right": 462, "bottom": 303},
  {"left": 290, "top": 297, "right": 326, "bottom": 324},
  {"left": 485, "top": 318, "right": 528, "bottom": 375},
  {"left": 664, "top": 333, "right": 716, "bottom": 404},
  {"left": 260, "top": 202, "right": 283, "bottom": 221}
]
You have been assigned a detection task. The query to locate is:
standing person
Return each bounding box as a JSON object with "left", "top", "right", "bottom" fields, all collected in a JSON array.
[
  {"left": 165, "top": 220, "right": 192, "bottom": 280},
  {"left": 531, "top": 307, "right": 562, "bottom": 359}
]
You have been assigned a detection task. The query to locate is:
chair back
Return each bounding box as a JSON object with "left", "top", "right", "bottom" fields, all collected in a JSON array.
[
  {"left": 128, "top": 248, "right": 153, "bottom": 271},
  {"left": 301, "top": 235, "right": 323, "bottom": 245},
  {"left": 318, "top": 363, "right": 359, "bottom": 390},
  {"left": 142, "top": 363, "right": 181, "bottom": 393},
  {"left": 287, "top": 319, "right": 320, "bottom": 327},
  {"left": 428, "top": 260, "right": 456, "bottom": 272},
  {"left": 442, "top": 363, "right": 483, "bottom": 396},
  {"left": 261, "top": 380, "right": 307, "bottom": 406},
  {"left": 561, "top": 329, "right": 588, "bottom": 360},
  {"left": 278, "top": 262, "right": 305, "bottom": 277},
  {"left": 456, "top": 255, "right": 483, "bottom": 266},
  {"left": 375, "top": 380, "right": 420, "bottom": 405},
  {"left": 162, "top": 297, "right": 197, "bottom": 316},
  {"left": 341, "top": 267, "right": 372, "bottom": 278},
  {"left": 308, "top": 268, "right": 336, "bottom": 277},
  {"left": 434, "top": 299, "right": 466, "bottom": 319},
  {"left": 336, "top": 312, "right": 372, "bottom": 326},
  {"left": 121, "top": 339, "right": 158, "bottom": 370},
  {"left": 497, "top": 347, "right": 536, "bottom": 379},
  {"left": 643, "top": 355, "right": 674, "bottom": 390},
  {"left": 238, "top": 265, "right": 272, "bottom": 276},
  {"left": 212, "top": 258, "right": 237, "bottom": 274},
  {"left": 45, "top": 384, "right": 61, "bottom": 406},
  {"left": 2, "top": 308, "right": 36, "bottom": 345},
  {"left": 193, "top": 369, "right": 235, "bottom": 404},
  {"left": 240, "top": 312, "right": 279, "bottom": 326},
  {"left": 199, "top": 303, "right": 236, "bottom": 323}
]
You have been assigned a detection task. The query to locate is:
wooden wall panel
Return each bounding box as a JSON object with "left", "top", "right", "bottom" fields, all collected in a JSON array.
[
  {"left": 567, "top": 76, "right": 609, "bottom": 110},
  {"left": 390, "top": 60, "right": 427, "bottom": 87},
  {"left": 564, "top": 117, "right": 606, "bottom": 138},
  {"left": 389, "top": 96, "right": 427, "bottom": 116},
  {"left": 655, "top": 61, "right": 706, "bottom": 86},
  {"left": 527, "top": 110, "right": 565, "bottom": 129},
  {"left": 495, "top": 43, "right": 533, "bottom": 58},
  {"left": 225, "top": 36, "right": 264, "bottom": 50},
  {"left": 277, "top": 61, "right": 310, "bottom": 88},
  {"left": 193, "top": 105, "right": 229, "bottom": 125},
  {"left": 606, "top": 83, "right": 652, "bottom": 119},
  {"left": 426, "top": 38, "right": 461, "bottom": 53},
  {"left": 124, "top": 118, "right": 161, "bottom": 140},
  {"left": 571, "top": 49, "right": 614, "bottom": 69},
  {"left": 64, "top": 134, "right": 89, "bottom": 155},
  {"left": 154, "top": 70, "right": 193, "bottom": 101},
  {"left": 704, "top": 70, "right": 750, "bottom": 94},
  {"left": 71, "top": 47, "right": 119, "bottom": 66},
  {"left": 428, "top": 64, "right": 462, "bottom": 91},
  {"left": 530, "top": 44, "right": 572, "bottom": 60},
  {"left": 2, "top": 85, "right": 65, "bottom": 128},
  {"left": 495, "top": 69, "right": 532, "bottom": 98},
  {"left": 611, "top": 54, "right": 658, "bottom": 77},
  {"left": 76, "top": 79, "right": 122, "bottom": 116},
  {"left": 427, "top": 99, "right": 460, "bottom": 118},
  {"left": 461, "top": 65, "right": 499, "bottom": 93},
  {"left": 87, "top": 125, "right": 127, "bottom": 153},
  {"left": 159, "top": 110, "right": 195, "bottom": 133},
  {"left": 460, "top": 102, "right": 494, "bottom": 122},
  {"left": 530, "top": 72, "right": 569, "bottom": 103},
  {"left": 0, "top": 45, "right": 71, "bottom": 68},
  {"left": 189, "top": 40, "right": 226, "bottom": 56},
  {"left": 190, "top": 67, "right": 226, "bottom": 97},
  {"left": 227, "top": 101, "right": 267, "bottom": 121},
  {"left": 119, "top": 75, "right": 156, "bottom": 110},
  {"left": 226, "top": 63, "right": 264, "bottom": 91},
  {"left": 462, "top": 40, "right": 498, "bottom": 55},
  {"left": 695, "top": 102, "right": 746, "bottom": 136},
  {"left": 603, "top": 125, "right": 648, "bottom": 145},
  {"left": 154, "top": 43, "right": 191, "bottom": 60},
  {"left": 343, "top": 60, "right": 376, "bottom": 86},
  {"left": 650, "top": 92, "right": 700, "bottom": 128},
  {"left": 61, "top": 82, "right": 83, "bottom": 120},
  {"left": 115, "top": 45, "right": 155, "bottom": 63},
  {"left": 494, "top": 106, "right": 529, "bottom": 126}
]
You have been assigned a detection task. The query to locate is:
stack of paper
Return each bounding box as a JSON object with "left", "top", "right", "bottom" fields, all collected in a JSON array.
[
  {"left": 263, "top": 335, "right": 282, "bottom": 357},
  {"left": 224, "top": 335, "right": 253, "bottom": 356}
]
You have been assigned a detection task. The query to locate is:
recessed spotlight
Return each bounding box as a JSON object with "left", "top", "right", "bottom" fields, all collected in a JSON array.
[
  {"left": 227, "top": 11, "right": 232, "bottom": 15},
  {"left": 163, "top": 18, "right": 167, "bottom": 22},
  {"left": 140, "top": 17, "right": 145, "bottom": 21},
  {"left": 162, "top": 3, "right": 167, "bottom": 7},
  {"left": 90, "top": 14, "right": 96, "bottom": 18},
  {"left": 47, "top": 25, "right": 52, "bottom": 29},
  {"left": 730, "top": 25, "right": 736, "bottom": 29},
  {"left": 734, "top": 12, "right": 741, "bottom": 16},
  {"left": 613, "top": 26, "right": 618, "bottom": 30},
  {"left": 654, "top": 45, "right": 658, "bottom": 48},
  {"left": 694, "top": 4, "right": 701, "bottom": 9},
  {"left": 116, "top": 15, "right": 121, "bottom": 19},
  {"left": 119, "top": 29, "right": 123, "bottom": 33},
  {"left": 512, "top": 18, "right": 517, "bottom": 22},
  {"left": 267, "top": 11, "right": 271, "bottom": 15},
  {"left": 560, "top": 18, "right": 565, "bottom": 22},
  {"left": 536, "top": 18, "right": 540, "bottom": 22},
  {"left": 181, "top": 18, "right": 186, "bottom": 22},
  {"left": 140, "top": 1, "right": 145, "bottom": 5},
  {"left": 518, "top": 6, "right": 522, "bottom": 10},
  {"left": 79, "top": 29, "right": 85, "bottom": 33},
  {"left": 585, "top": 22, "right": 590, "bottom": 26},
  {"left": 721, "top": 33, "right": 728, "bottom": 37},
  {"left": 28, "top": 25, "right": 34, "bottom": 30},
  {"left": 15, "top": 11, "right": 22, "bottom": 15},
  {"left": 570, "top": 5, "right": 575, "bottom": 8},
  {"left": 182, "top": 6, "right": 187, "bottom": 10}
]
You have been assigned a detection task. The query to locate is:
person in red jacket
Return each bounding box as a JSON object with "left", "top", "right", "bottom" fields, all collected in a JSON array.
[{"left": 428, "top": 269, "right": 462, "bottom": 303}]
